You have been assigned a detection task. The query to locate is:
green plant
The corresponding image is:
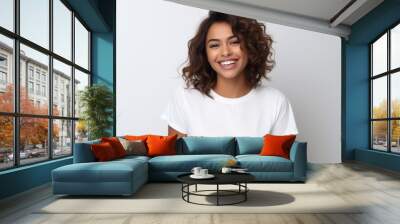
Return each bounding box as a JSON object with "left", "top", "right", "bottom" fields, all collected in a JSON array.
[{"left": 79, "top": 84, "right": 113, "bottom": 140}]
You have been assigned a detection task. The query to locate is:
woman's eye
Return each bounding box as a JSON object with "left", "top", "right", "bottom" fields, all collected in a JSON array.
[
  {"left": 209, "top": 44, "right": 219, "bottom": 48},
  {"left": 231, "top": 40, "right": 240, "bottom": 45}
]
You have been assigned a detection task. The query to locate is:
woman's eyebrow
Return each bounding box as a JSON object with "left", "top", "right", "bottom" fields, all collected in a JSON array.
[{"left": 207, "top": 35, "right": 238, "bottom": 43}]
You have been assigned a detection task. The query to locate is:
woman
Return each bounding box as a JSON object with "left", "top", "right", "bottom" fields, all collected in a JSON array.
[{"left": 161, "top": 11, "right": 298, "bottom": 137}]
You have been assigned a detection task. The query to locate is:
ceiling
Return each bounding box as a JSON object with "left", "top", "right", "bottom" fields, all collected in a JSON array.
[{"left": 165, "top": 0, "right": 384, "bottom": 38}]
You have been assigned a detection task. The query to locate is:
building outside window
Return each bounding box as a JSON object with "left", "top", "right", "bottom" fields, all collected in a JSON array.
[
  {"left": 36, "top": 83, "right": 40, "bottom": 95},
  {"left": 0, "top": 71, "right": 6, "bottom": 84},
  {"left": 28, "top": 81, "right": 34, "bottom": 94},
  {"left": 41, "top": 73, "right": 46, "bottom": 83},
  {"left": 0, "top": 54, "right": 7, "bottom": 90},
  {"left": 29, "top": 66, "right": 34, "bottom": 79},
  {"left": 35, "top": 70, "right": 40, "bottom": 81},
  {"left": 0, "top": 54, "right": 6, "bottom": 67},
  {"left": 42, "top": 85, "right": 46, "bottom": 97}
]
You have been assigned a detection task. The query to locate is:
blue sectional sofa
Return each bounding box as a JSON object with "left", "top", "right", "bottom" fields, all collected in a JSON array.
[{"left": 52, "top": 137, "right": 307, "bottom": 196}]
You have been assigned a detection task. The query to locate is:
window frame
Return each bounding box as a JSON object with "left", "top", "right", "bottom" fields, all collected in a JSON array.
[
  {"left": 370, "top": 21, "right": 400, "bottom": 154},
  {"left": 0, "top": 0, "right": 92, "bottom": 171}
]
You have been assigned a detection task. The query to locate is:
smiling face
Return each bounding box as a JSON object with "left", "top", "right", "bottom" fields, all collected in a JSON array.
[{"left": 205, "top": 22, "right": 248, "bottom": 82}]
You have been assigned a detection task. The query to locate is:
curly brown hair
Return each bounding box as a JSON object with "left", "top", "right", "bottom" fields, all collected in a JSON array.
[{"left": 182, "top": 11, "right": 275, "bottom": 97}]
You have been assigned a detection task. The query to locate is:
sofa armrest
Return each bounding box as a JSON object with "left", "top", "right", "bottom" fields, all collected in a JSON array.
[
  {"left": 289, "top": 141, "right": 307, "bottom": 181},
  {"left": 73, "top": 140, "right": 100, "bottom": 163}
]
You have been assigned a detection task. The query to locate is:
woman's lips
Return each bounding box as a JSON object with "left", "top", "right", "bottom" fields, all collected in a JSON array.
[{"left": 218, "top": 59, "right": 238, "bottom": 70}]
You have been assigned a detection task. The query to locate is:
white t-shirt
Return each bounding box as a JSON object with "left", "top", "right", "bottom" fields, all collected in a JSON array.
[{"left": 161, "top": 85, "right": 298, "bottom": 137}]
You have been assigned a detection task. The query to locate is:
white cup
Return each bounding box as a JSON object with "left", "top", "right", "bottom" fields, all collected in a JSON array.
[
  {"left": 200, "top": 169, "right": 208, "bottom": 176},
  {"left": 221, "top": 167, "right": 232, "bottom": 174},
  {"left": 191, "top": 167, "right": 202, "bottom": 176}
]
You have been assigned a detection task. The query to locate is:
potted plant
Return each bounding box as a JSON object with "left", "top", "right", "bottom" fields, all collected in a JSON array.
[{"left": 79, "top": 84, "right": 113, "bottom": 140}]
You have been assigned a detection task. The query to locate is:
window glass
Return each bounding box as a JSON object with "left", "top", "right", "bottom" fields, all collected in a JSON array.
[
  {"left": 372, "top": 121, "right": 388, "bottom": 151},
  {"left": 74, "top": 69, "right": 89, "bottom": 118},
  {"left": 53, "top": 119, "right": 72, "bottom": 157},
  {"left": 20, "top": 0, "right": 49, "bottom": 49},
  {"left": 0, "top": 0, "right": 93, "bottom": 169},
  {"left": 391, "top": 72, "right": 400, "bottom": 118},
  {"left": 372, "top": 77, "right": 387, "bottom": 119},
  {"left": 19, "top": 117, "right": 49, "bottom": 165},
  {"left": 391, "top": 120, "right": 400, "bottom": 153},
  {"left": 53, "top": 59, "right": 72, "bottom": 117},
  {"left": 391, "top": 24, "right": 400, "bottom": 70},
  {"left": 20, "top": 44, "right": 49, "bottom": 115},
  {"left": 0, "top": 34, "right": 14, "bottom": 113},
  {"left": 0, "top": 0, "right": 14, "bottom": 31},
  {"left": 74, "top": 18, "right": 89, "bottom": 69},
  {"left": 0, "top": 116, "right": 13, "bottom": 170},
  {"left": 372, "top": 33, "right": 387, "bottom": 76},
  {"left": 53, "top": 0, "right": 72, "bottom": 60},
  {"left": 75, "top": 120, "right": 88, "bottom": 143}
]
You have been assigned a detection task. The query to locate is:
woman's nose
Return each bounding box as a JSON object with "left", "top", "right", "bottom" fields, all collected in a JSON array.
[{"left": 221, "top": 43, "right": 232, "bottom": 56}]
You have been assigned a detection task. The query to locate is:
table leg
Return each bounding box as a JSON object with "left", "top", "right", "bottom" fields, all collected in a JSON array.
[
  {"left": 217, "top": 184, "right": 219, "bottom": 206},
  {"left": 187, "top": 184, "right": 190, "bottom": 202},
  {"left": 181, "top": 184, "right": 183, "bottom": 199},
  {"left": 245, "top": 183, "right": 247, "bottom": 201}
]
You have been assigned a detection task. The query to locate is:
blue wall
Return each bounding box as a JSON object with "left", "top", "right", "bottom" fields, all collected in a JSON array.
[
  {"left": 0, "top": 158, "right": 72, "bottom": 199},
  {"left": 0, "top": 0, "right": 115, "bottom": 200},
  {"left": 91, "top": 32, "right": 115, "bottom": 135},
  {"left": 344, "top": 0, "right": 400, "bottom": 170}
]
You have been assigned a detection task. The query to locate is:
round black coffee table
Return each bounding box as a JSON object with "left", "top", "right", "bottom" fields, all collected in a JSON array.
[{"left": 177, "top": 173, "right": 255, "bottom": 206}]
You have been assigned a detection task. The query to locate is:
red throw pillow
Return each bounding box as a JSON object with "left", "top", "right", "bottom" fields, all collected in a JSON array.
[
  {"left": 260, "top": 134, "right": 296, "bottom": 159},
  {"left": 91, "top": 142, "right": 117, "bottom": 161},
  {"left": 146, "top": 135, "right": 177, "bottom": 157},
  {"left": 101, "top": 137, "right": 127, "bottom": 158}
]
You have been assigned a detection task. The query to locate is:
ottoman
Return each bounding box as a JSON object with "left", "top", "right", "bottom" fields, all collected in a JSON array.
[{"left": 52, "top": 157, "right": 148, "bottom": 196}]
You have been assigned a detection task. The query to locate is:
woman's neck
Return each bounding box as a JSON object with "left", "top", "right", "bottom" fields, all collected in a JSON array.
[{"left": 213, "top": 76, "right": 251, "bottom": 98}]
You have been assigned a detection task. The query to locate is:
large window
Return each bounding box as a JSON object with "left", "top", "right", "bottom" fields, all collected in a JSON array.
[
  {"left": 371, "top": 23, "right": 400, "bottom": 153},
  {"left": 0, "top": 0, "right": 91, "bottom": 171}
]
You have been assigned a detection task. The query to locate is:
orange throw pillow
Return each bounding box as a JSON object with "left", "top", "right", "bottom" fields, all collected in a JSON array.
[
  {"left": 91, "top": 142, "right": 117, "bottom": 161},
  {"left": 146, "top": 135, "right": 177, "bottom": 157},
  {"left": 260, "top": 134, "right": 296, "bottom": 159},
  {"left": 124, "top": 135, "right": 149, "bottom": 141},
  {"left": 101, "top": 137, "right": 127, "bottom": 158}
]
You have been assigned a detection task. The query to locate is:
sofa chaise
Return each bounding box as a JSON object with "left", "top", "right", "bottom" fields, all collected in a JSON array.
[{"left": 52, "top": 136, "right": 307, "bottom": 196}]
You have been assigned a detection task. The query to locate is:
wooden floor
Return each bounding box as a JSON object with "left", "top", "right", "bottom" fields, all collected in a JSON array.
[{"left": 1, "top": 162, "right": 400, "bottom": 224}]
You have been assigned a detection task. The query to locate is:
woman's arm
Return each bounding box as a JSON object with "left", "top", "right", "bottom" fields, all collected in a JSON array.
[{"left": 168, "top": 126, "right": 187, "bottom": 138}]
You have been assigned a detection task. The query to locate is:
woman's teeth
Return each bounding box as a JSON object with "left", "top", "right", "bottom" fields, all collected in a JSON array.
[
  {"left": 220, "top": 60, "right": 235, "bottom": 65},
  {"left": 219, "top": 60, "right": 237, "bottom": 70}
]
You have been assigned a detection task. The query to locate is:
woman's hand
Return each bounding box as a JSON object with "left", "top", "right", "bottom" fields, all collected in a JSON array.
[{"left": 168, "top": 126, "right": 187, "bottom": 138}]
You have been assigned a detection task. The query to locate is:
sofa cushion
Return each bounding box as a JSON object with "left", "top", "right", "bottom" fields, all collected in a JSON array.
[
  {"left": 235, "top": 137, "right": 263, "bottom": 155},
  {"left": 53, "top": 158, "right": 147, "bottom": 183},
  {"left": 176, "top": 137, "right": 236, "bottom": 155},
  {"left": 236, "top": 155, "right": 293, "bottom": 172},
  {"left": 148, "top": 154, "right": 235, "bottom": 172},
  {"left": 115, "top": 155, "right": 150, "bottom": 163}
]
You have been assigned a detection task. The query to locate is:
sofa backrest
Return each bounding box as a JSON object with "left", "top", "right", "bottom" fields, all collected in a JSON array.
[
  {"left": 73, "top": 136, "right": 300, "bottom": 161},
  {"left": 235, "top": 137, "right": 263, "bottom": 155},
  {"left": 176, "top": 137, "right": 236, "bottom": 155},
  {"left": 73, "top": 139, "right": 100, "bottom": 163}
]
